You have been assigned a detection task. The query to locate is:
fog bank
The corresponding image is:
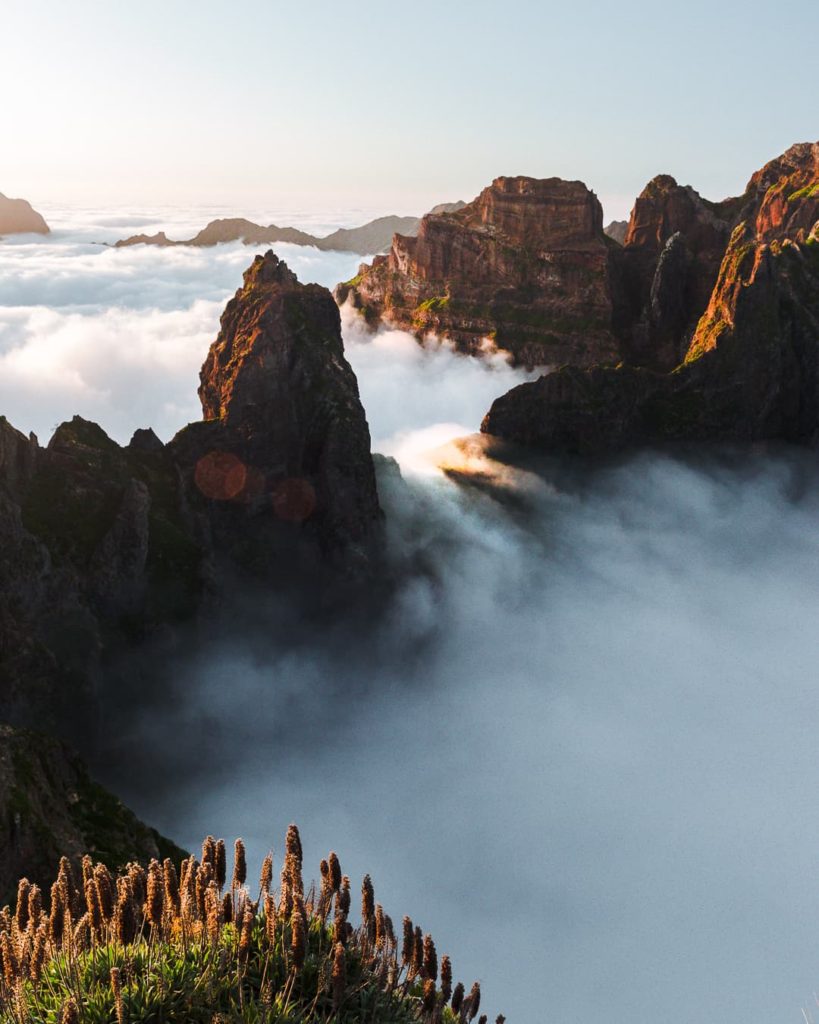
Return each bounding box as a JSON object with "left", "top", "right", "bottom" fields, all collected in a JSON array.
[{"left": 5, "top": 214, "right": 819, "bottom": 1023}]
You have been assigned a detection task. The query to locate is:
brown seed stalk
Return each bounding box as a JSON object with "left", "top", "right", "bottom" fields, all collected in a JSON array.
[
  {"left": 15, "top": 878, "right": 30, "bottom": 934},
  {"left": 440, "top": 955, "right": 453, "bottom": 1003},
  {"left": 451, "top": 982, "right": 465, "bottom": 1014},
  {"left": 332, "top": 941, "right": 346, "bottom": 1010},
  {"left": 238, "top": 906, "right": 254, "bottom": 963},
  {"left": 85, "top": 878, "right": 103, "bottom": 940},
  {"left": 60, "top": 997, "right": 80, "bottom": 1024},
  {"left": 423, "top": 933, "right": 438, "bottom": 981},
  {"left": 328, "top": 851, "right": 342, "bottom": 893},
  {"left": 260, "top": 853, "right": 273, "bottom": 896},
  {"left": 48, "top": 882, "right": 65, "bottom": 948},
  {"left": 468, "top": 982, "right": 481, "bottom": 1020},
  {"left": 232, "top": 839, "right": 247, "bottom": 889},
  {"left": 290, "top": 908, "right": 306, "bottom": 971},
  {"left": 145, "top": 860, "right": 164, "bottom": 930},
  {"left": 402, "top": 916, "right": 414, "bottom": 967},
  {"left": 423, "top": 978, "right": 437, "bottom": 1014},
  {"left": 110, "top": 966, "right": 125, "bottom": 1024},
  {"left": 214, "top": 839, "right": 227, "bottom": 890}
]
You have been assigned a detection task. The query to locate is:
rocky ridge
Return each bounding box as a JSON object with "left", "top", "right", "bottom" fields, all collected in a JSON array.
[
  {"left": 337, "top": 176, "right": 625, "bottom": 367},
  {"left": 336, "top": 170, "right": 739, "bottom": 371},
  {"left": 114, "top": 203, "right": 466, "bottom": 255},
  {"left": 482, "top": 142, "right": 819, "bottom": 452},
  {"left": 0, "top": 253, "right": 382, "bottom": 739}
]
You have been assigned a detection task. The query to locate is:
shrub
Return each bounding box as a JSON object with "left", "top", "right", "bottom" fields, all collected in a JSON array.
[{"left": 0, "top": 827, "right": 497, "bottom": 1024}]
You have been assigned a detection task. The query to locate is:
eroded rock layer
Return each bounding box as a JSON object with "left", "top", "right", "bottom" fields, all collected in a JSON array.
[{"left": 337, "top": 177, "right": 624, "bottom": 368}]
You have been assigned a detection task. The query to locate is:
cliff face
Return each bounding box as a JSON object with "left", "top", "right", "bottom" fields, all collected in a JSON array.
[
  {"left": 336, "top": 171, "right": 737, "bottom": 372},
  {"left": 482, "top": 142, "right": 819, "bottom": 453},
  {"left": 0, "top": 193, "right": 49, "bottom": 236},
  {"left": 171, "top": 252, "right": 382, "bottom": 565},
  {"left": 338, "top": 177, "right": 624, "bottom": 368},
  {"left": 616, "top": 175, "right": 734, "bottom": 369},
  {"left": 0, "top": 723, "right": 184, "bottom": 904},
  {"left": 0, "top": 254, "right": 381, "bottom": 737},
  {"left": 742, "top": 141, "right": 819, "bottom": 240}
]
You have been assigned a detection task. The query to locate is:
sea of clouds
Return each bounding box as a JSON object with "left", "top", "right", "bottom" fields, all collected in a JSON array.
[{"left": 4, "top": 213, "right": 819, "bottom": 1024}]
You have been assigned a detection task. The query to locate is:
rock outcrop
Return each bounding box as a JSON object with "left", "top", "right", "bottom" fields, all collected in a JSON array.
[
  {"left": 337, "top": 177, "right": 624, "bottom": 367},
  {"left": 482, "top": 142, "right": 819, "bottom": 453},
  {"left": 170, "top": 251, "right": 382, "bottom": 567},
  {"left": 614, "top": 174, "right": 736, "bottom": 369},
  {"left": 604, "top": 220, "right": 628, "bottom": 244},
  {"left": 0, "top": 254, "right": 382, "bottom": 738},
  {"left": 0, "top": 722, "right": 185, "bottom": 904},
  {"left": 0, "top": 193, "right": 49, "bottom": 236},
  {"left": 114, "top": 204, "right": 466, "bottom": 256}
]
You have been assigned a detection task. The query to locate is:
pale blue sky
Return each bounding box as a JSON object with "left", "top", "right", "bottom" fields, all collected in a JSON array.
[{"left": 3, "top": 0, "right": 817, "bottom": 219}]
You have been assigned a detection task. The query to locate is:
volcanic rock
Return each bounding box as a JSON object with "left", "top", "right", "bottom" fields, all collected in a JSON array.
[
  {"left": 482, "top": 142, "right": 819, "bottom": 453},
  {"left": 0, "top": 255, "right": 382, "bottom": 740},
  {"left": 171, "top": 251, "right": 382, "bottom": 567},
  {"left": 338, "top": 176, "right": 624, "bottom": 367}
]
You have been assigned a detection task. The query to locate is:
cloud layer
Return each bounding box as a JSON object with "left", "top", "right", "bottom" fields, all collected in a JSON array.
[
  {"left": 5, "top": 214, "right": 819, "bottom": 1024},
  {"left": 0, "top": 230, "right": 368, "bottom": 442}
]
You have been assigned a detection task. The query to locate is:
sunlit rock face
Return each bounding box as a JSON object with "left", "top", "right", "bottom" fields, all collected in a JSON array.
[
  {"left": 482, "top": 141, "right": 819, "bottom": 453},
  {"left": 744, "top": 141, "right": 819, "bottom": 240},
  {"left": 337, "top": 176, "right": 625, "bottom": 369},
  {"left": 171, "top": 251, "right": 382, "bottom": 568},
  {"left": 616, "top": 174, "right": 735, "bottom": 369},
  {"left": 0, "top": 192, "right": 49, "bottom": 236},
  {"left": 0, "top": 256, "right": 382, "bottom": 738}
]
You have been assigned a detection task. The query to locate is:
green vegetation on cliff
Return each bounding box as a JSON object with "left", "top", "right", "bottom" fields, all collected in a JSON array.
[{"left": 0, "top": 724, "right": 186, "bottom": 908}]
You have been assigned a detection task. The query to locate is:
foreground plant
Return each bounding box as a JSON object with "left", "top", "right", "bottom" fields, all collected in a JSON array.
[{"left": 0, "top": 825, "right": 503, "bottom": 1023}]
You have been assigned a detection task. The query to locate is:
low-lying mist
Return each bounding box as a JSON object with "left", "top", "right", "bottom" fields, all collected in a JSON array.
[
  {"left": 5, "top": 214, "right": 819, "bottom": 1022},
  {"left": 99, "top": 428, "right": 819, "bottom": 1024}
]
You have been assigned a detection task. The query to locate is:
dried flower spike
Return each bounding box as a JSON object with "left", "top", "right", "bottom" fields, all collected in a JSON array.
[{"left": 233, "top": 839, "right": 247, "bottom": 888}]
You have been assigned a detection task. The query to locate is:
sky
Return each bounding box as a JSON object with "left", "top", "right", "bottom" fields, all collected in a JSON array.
[{"left": 3, "top": 0, "right": 818, "bottom": 219}]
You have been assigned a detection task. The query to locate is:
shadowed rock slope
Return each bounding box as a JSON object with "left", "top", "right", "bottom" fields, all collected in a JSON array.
[
  {"left": 0, "top": 722, "right": 185, "bottom": 905},
  {"left": 482, "top": 142, "right": 819, "bottom": 453},
  {"left": 0, "top": 254, "right": 381, "bottom": 738}
]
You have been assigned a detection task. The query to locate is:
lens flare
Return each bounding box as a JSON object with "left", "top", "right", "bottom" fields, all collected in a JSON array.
[
  {"left": 271, "top": 478, "right": 316, "bottom": 522},
  {"left": 194, "top": 451, "right": 247, "bottom": 501}
]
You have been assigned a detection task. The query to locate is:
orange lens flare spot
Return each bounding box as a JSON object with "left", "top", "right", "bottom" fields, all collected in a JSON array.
[
  {"left": 271, "top": 478, "right": 316, "bottom": 523},
  {"left": 194, "top": 451, "right": 247, "bottom": 501}
]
